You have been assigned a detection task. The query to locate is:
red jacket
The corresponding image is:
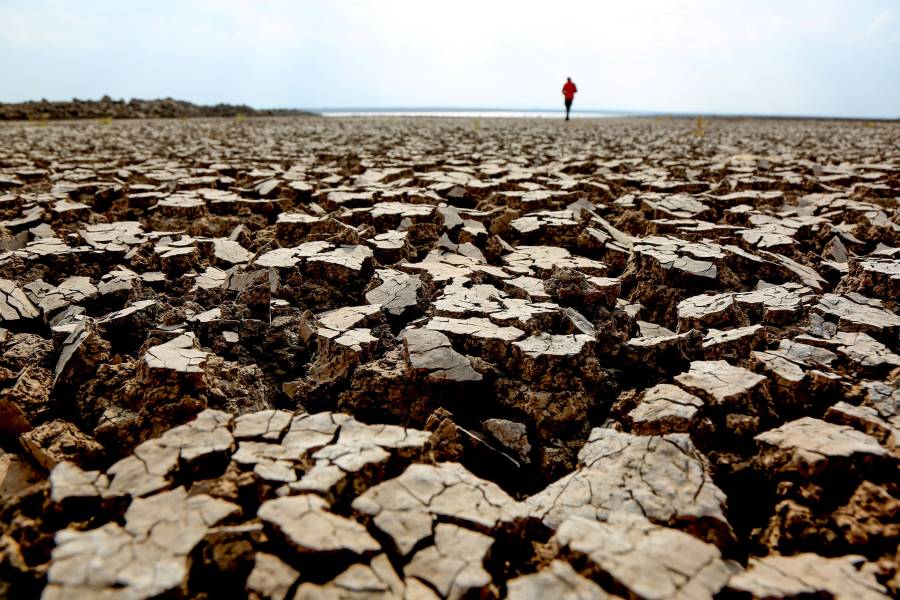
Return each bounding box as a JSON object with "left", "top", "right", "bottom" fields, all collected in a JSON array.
[{"left": 562, "top": 81, "right": 577, "bottom": 100}]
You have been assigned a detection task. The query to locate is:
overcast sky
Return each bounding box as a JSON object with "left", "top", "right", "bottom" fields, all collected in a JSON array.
[{"left": 1, "top": 0, "right": 898, "bottom": 118}]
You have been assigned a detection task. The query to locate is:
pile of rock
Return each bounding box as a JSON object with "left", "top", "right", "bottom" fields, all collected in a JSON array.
[{"left": 0, "top": 96, "right": 315, "bottom": 121}]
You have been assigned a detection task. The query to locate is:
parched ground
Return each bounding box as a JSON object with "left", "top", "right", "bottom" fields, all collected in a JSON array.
[{"left": 0, "top": 115, "right": 898, "bottom": 599}]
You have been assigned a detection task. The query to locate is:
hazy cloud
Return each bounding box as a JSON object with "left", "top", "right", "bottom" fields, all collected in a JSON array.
[{"left": 0, "top": 0, "right": 898, "bottom": 118}]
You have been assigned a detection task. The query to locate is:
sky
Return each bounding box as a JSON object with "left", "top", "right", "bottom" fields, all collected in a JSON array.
[{"left": 1, "top": 0, "right": 899, "bottom": 118}]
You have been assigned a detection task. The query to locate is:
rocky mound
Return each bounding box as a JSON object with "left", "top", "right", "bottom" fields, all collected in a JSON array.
[
  {"left": 0, "top": 115, "right": 898, "bottom": 598},
  {"left": 0, "top": 96, "right": 315, "bottom": 121}
]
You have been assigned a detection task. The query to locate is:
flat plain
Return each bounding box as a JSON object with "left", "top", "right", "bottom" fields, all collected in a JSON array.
[{"left": 0, "top": 115, "right": 898, "bottom": 599}]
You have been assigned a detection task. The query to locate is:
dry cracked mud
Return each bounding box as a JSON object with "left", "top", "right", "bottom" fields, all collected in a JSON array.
[{"left": 0, "top": 115, "right": 898, "bottom": 598}]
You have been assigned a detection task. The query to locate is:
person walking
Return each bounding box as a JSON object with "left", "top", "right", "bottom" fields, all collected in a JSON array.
[{"left": 562, "top": 77, "right": 577, "bottom": 121}]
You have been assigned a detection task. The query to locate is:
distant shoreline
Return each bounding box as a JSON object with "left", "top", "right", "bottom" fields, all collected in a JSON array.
[{"left": 317, "top": 108, "right": 899, "bottom": 122}]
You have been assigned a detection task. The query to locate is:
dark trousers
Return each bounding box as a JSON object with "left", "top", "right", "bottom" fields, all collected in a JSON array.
[{"left": 564, "top": 98, "right": 573, "bottom": 120}]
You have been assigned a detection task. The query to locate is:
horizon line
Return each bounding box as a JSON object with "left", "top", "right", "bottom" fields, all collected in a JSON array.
[
  {"left": 311, "top": 107, "right": 900, "bottom": 121},
  {"left": 2, "top": 97, "right": 897, "bottom": 121}
]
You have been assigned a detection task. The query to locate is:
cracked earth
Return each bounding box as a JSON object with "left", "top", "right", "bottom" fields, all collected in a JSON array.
[{"left": 0, "top": 115, "right": 898, "bottom": 598}]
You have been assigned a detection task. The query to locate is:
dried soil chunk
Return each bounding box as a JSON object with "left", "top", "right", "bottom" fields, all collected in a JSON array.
[
  {"left": 193, "top": 266, "right": 228, "bottom": 290},
  {"left": 725, "top": 553, "right": 890, "bottom": 599},
  {"left": 211, "top": 238, "right": 252, "bottom": 265},
  {"left": 97, "top": 299, "right": 158, "bottom": 338},
  {"left": 514, "top": 332, "right": 592, "bottom": 359},
  {"left": 232, "top": 409, "right": 293, "bottom": 440},
  {"left": 154, "top": 408, "right": 233, "bottom": 465},
  {"left": 365, "top": 269, "right": 422, "bottom": 316},
  {"left": 833, "top": 331, "right": 900, "bottom": 371},
  {"left": 53, "top": 320, "right": 109, "bottom": 391},
  {"left": 20, "top": 420, "right": 104, "bottom": 470},
  {"left": 293, "top": 554, "right": 407, "bottom": 600},
  {"left": 233, "top": 412, "right": 347, "bottom": 478},
  {"left": 643, "top": 194, "right": 710, "bottom": 219},
  {"left": 483, "top": 418, "right": 532, "bottom": 463},
  {"left": 306, "top": 244, "right": 373, "bottom": 282},
  {"left": 45, "top": 523, "right": 176, "bottom": 600},
  {"left": 319, "top": 326, "right": 378, "bottom": 355},
  {"left": 78, "top": 221, "right": 143, "bottom": 251},
  {"left": 432, "top": 280, "right": 503, "bottom": 317},
  {"left": 49, "top": 461, "right": 109, "bottom": 504},
  {"left": 317, "top": 304, "right": 383, "bottom": 332},
  {"left": 677, "top": 284, "right": 814, "bottom": 330},
  {"left": 425, "top": 316, "right": 524, "bottom": 357},
  {"left": 512, "top": 332, "right": 594, "bottom": 382},
  {"left": 405, "top": 523, "right": 493, "bottom": 600},
  {"left": 352, "top": 462, "right": 526, "bottom": 555},
  {"left": 628, "top": 383, "right": 704, "bottom": 435},
  {"left": 254, "top": 240, "right": 333, "bottom": 269},
  {"left": 844, "top": 256, "right": 900, "bottom": 302},
  {"left": 754, "top": 417, "right": 888, "bottom": 477},
  {"left": 504, "top": 275, "right": 551, "bottom": 301},
  {"left": 760, "top": 250, "right": 827, "bottom": 291},
  {"left": 275, "top": 212, "right": 322, "bottom": 243},
  {"left": 630, "top": 236, "right": 720, "bottom": 281},
  {"left": 674, "top": 360, "right": 767, "bottom": 409},
  {"left": 825, "top": 401, "right": 899, "bottom": 448},
  {"left": 124, "top": 486, "right": 239, "bottom": 552},
  {"left": 861, "top": 381, "right": 900, "bottom": 431},
  {"left": 143, "top": 333, "right": 208, "bottom": 374},
  {"left": 676, "top": 293, "right": 736, "bottom": 330},
  {"left": 245, "top": 552, "right": 299, "bottom": 600},
  {"left": 155, "top": 193, "right": 206, "bottom": 218},
  {"left": 702, "top": 324, "right": 766, "bottom": 360},
  {"left": 401, "top": 251, "right": 483, "bottom": 282},
  {"left": 402, "top": 328, "right": 482, "bottom": 382},
  {"left": 527, "top": 428, "right": 732, "bottom": 546},
  {"left": 506, "top": 559, "right": 613, "bottom": 600},
  {"left": 776, "top": 337, "right": 837, "bottom": 367},
  {"left": 281, "top": 411, "right": 347, "bottom": 456},
  {"left": 0, "top": 449, "right": 43, "bottom": 499},
  {"left": 489, "top": 298, "right": 559, "bottom": 330},
  {"left": 45, "top": 487, "right": 238, "bottom": 600},
  {"left": 813, "top": 293, "right": 900, "bottom": 341},
  {"left": 736, "top": 283, "right": 816, "bottom": 324},
  {"left": 104, "top": 410, "right": 231, "bottom": 496},
  {"left": 622, "top": 331, "right": 701, "bottom": 372},
  {"left": 556, "top": 513, "right": 738, "bottom": 600},
  {"left": 509, "top": 209, "right": 581, "bottom": 242},
  {"left": 106, "top": 438, "right": 180, "bottom": 497},
  {"left": 503, "top": 245, "right": 607, "bottom": 276},
  {"left": 0, "top": 279, "right": 41, "bottom": 322},
  {"left": 258, "top": 494, "right": 380, "bottom": 555},
  {"left": 24, "top": 276, "right": 97, "bottom": 316},
  {"left": 292, "top": 418, "right": 430, "bottom": 497},
  {"left": 751, "top": 349, "right": 806, "bottom": 392}
]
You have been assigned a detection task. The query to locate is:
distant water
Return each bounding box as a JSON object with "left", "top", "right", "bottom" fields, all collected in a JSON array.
[{"left": 319, "top": 109, "right": 621, "bottom": 119}]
